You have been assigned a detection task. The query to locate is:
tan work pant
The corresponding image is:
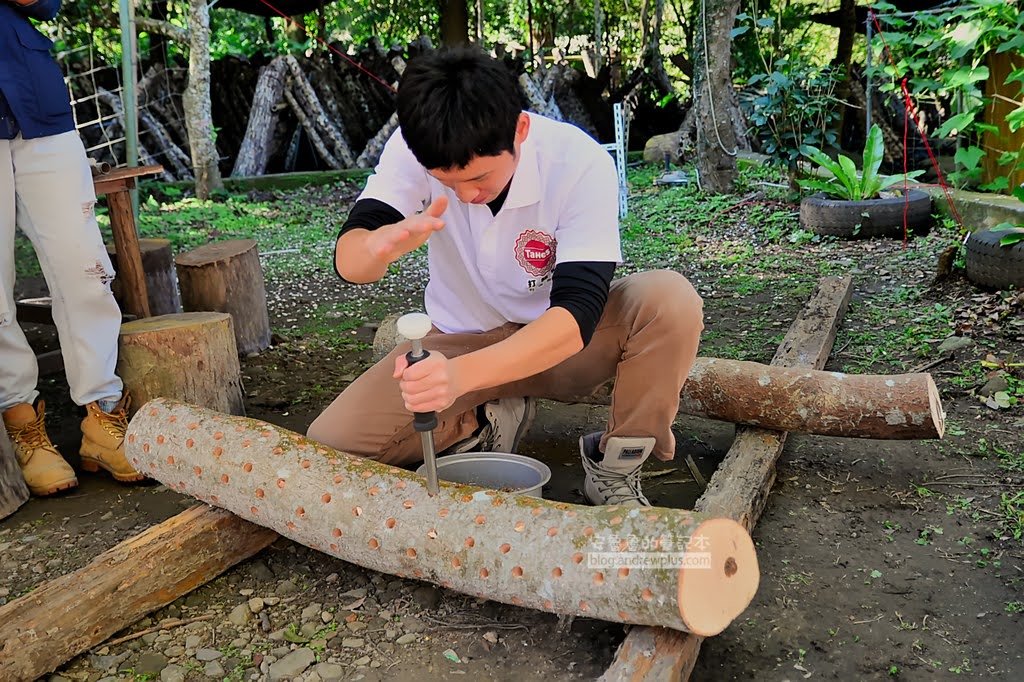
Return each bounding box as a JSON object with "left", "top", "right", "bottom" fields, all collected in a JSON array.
[{"left": 308, "top": 270, "right": 703, "bottom": 467}]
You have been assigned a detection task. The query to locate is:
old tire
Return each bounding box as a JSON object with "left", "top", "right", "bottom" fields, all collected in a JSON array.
[
  {"left": 965, "top": 228, "right": 1024, "bottom": 290},
  {"left": 799, "top": 189, "right": 933, "bottom": 239}
]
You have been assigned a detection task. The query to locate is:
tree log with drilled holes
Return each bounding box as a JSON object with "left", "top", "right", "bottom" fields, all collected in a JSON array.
[{"left": 127, "top": 399, "right": 760, "bottom": 635}]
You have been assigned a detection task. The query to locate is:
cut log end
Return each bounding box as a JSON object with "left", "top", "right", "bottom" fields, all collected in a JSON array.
[
  {"left": 677, "top": 517, "right": 759, "bottom": 637},
  {"left": 927, "top": 373, "right": 945, "bottom": 439}
]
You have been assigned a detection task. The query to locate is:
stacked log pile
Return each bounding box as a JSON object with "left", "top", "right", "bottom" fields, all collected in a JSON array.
[{"left": 68, "top": 38, "right": 681, "bottom": 180}]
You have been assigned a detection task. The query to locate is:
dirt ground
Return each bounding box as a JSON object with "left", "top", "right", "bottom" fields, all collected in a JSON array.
[{"left": 3, "top": 187, "right": 1024, "bottom": 681}]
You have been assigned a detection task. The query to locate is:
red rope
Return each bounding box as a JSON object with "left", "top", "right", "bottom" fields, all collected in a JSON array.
[
  {"left": 869, "top": 9, "right": 964, "bottom": 235},
  {"left": 255, "top": 0, "right": 397, "bottom": 94}
]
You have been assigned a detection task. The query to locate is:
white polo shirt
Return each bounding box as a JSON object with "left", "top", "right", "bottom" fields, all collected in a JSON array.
[{"left": 358, "top": 113, "right": 623, "bottom": 334}]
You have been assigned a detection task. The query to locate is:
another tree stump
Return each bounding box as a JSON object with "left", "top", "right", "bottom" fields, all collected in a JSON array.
[
  {"left": 116, "top": 312, "right": 245, "bottom": 418},
  {"left": 175, "top": 239, "right": 271, "bottom": 355},
  {"left": 106, "top": 238, "right": 182, "bottom": 316},
  {"left": 0, "top": 428, "right": 29, "bottom": 520}
]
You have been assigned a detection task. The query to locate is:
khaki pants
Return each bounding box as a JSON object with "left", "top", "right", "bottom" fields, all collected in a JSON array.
[{"left": 308, "top": 270, "right": 703, "bottom": 466}]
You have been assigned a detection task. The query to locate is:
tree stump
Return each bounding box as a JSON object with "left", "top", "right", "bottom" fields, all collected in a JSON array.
[
  {"left": 106, "top": 238, "right": 182, "bottom": 316},
  {"left": 175, "top": 239, "right": 271, "bottom": 355},
  {"left": 0, "top": 428, "right": 29, "bottom": 520},
  {"left": 116, "top": 312, "right": 245, "bottom": 418}
]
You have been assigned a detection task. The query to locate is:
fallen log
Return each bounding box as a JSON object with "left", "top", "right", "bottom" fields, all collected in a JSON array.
[
  {"left": 0, "top": 505, "right": 277, "bottom": 682},
  {"left": 232, "top": 55, "right": 289, "bottom": 178},
  {"left": 127, "top": 399, "right": 759, "bottom": 635},
  {"left": 601, "top": 275, "right": 854, "bottom": 680},
  {"left": 372, "top": 321, "right": 945, "bottom": 440}
]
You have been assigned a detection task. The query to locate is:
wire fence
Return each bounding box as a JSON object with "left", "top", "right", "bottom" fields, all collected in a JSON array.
[{"left": 44, "top": 19, "right": 190, "bottom": 181}]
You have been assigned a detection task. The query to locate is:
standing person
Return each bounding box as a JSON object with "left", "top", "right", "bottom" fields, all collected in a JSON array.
[
  {"left": 1, "top": 0, "right": 142, "bottom": 495},
  {"left": 309, "top": 47, "right": 703, "bottom": 507}
]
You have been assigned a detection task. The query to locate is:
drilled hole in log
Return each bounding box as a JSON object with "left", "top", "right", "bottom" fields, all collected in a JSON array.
[
  {"left": 276, "top": 479, "right": 286, "bottom": 488},
  {"left": 547, "top": 527, "right": 558, "bottom": 537},
  {"left": 193, "top": 466, "right": 202, "bottom": 476},
  {"left": 157, "top": 435, "right": 165, "bottom": 444},
  {"left": 186, "top": 439, "right": 194, "bottom": 448},
  {"left": 403, "top": 500, "right": 415, "bottom": 510},
  {"left": 552, "top": 567, "right": 562, "bottom": 578},
  {"left": 593, "top": 572, "right": 604, "bottom": 586},
  {"left": 221, "top": 474, "right": 229, "bottom": 483},
  {"left": 168, "top": 415, "right": 177, "bottom": 423},
  {"left": 255, "top": 489, "right": 265, "bottom": 499},
  {"left": 368, "top": 539, "right": 379, "bottom": 549},
  {"left": 725, "top": 556, "right": 738, "bottom": 577},
  {"left": 213, "top": 432, "right": 224, "bottom": 440},
  {"left": 452, "top": 557, "right": 462, "bottom": 568},
  {"left": 321, "top": 493, "right": 332, "bottom": 503},
  {"left": 213, "top": 447, "right": 223, "bottom": 457},
  {"left": 479, "top": 568, "right": 489, "bottom": 578},
  {"left": 301, "top": 460, "right": 311, "bottom": 468},
  {"left": 514, "top": 521, "right": 525, "bottom": 532},
  {"left": 465, "top": 537, "right": 475, "bottom": 548},
  {"left": 407, "top": 548, "right": 417, "bottom": 558},
  {"left": 618, "top": 568, "right": 630, "bottom": 579},
  {"left": 512, "top": 566, "right": 523, "bottom": 577},
  {"left": 242, "top": 440, "right": 252, "bottom": 447},
  {"left": 166, "top": 455, "right": 174, "bottom": 464},
  {"left": 369, "top": 487, "right": 380, "bottom": 496},
  {"left": 296, "top": 507, "right": 305, "bottom": 518},
  {"left": 353, "top": 506, "right": 363, "bottom": 516},
  {"left": 385, "top": 518, "right": 396, "bottom": 529},
  {"left": 475, "top": 515, "right": 486, "bottom": 525},
  {"left": 583, "top": 526, "right": 594, "bottom": 537},
  {"left": 499, "top": 543, "right": 511, "bottom": 554},
  {"left": 641, "top": 589, "right": 653, "bottom": 601},
  {"left": 332, "top": 528, "right": 342, "bottom": 537},
  {"left": 572, "top": 553, "right": 583, "bottom": 564}
]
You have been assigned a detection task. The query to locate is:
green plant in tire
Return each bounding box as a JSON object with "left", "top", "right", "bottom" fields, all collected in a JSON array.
[{"left": 798, "top": 125, "right": 924, "bottom": 200}]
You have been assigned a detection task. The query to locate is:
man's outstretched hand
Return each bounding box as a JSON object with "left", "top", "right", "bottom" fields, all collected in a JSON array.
[{"left": 367, "top": 196, "right": 448, "bottom": 265}]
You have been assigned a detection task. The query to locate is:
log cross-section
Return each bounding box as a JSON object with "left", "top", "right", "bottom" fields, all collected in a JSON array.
[{"left": 600, "top": 275, "right": 857, "bottom": 681}]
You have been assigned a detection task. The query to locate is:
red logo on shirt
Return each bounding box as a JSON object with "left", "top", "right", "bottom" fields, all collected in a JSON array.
[{"left": 514, "top": 230, "right": 556, "bottom": 277}]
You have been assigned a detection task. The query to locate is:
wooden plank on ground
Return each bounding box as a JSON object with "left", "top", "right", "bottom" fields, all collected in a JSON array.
[
  {"left": 0, "top": 505, "right": 278, "bottom": 681},
  {"left": 599, "top": 275, "right": 854, "bottom": 681}
]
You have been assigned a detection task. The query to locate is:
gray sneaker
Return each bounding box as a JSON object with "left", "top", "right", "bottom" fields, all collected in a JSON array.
[
  {"left": 450, "top": 397, "right": 537, "bottom": 454},
  {"left": 580, "top": 432, "right": 656, "bottom": 506}
]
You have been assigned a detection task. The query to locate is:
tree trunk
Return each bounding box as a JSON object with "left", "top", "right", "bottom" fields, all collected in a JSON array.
[
  {"left": 0, "top": 505, "right": 277, "bottom": 682},
  {"left": 0, "top": 428, "right": 29, "bottom": 521},
  {"left": 232, "top": 56, "right": 289, "bottom": 177},
  {"left": 832, "top": 0, "right": 857, "bottom": 71},
  {"left": 116, "top": 312, "right": 245, "bottom": 418},
  {"left": 439, "top": 0, "right": 470, "bottom": 46},
  {"left": 183, "top": 0, "right": 223, "bottom": 199},
  {"left": 128, "top": 399, "right": 760, "bottom": 636},
  {"left": 691, "top": 0, "right": 741, "bottom": 192},
  {"left": 475, "top": 0, "right": 484, "bottom": 43},
  {"left": 174, "top": 239, "right": 271, "bottom": 355},
  {"left": 283, "top": 55, "right": 356, "bottom": 168}
]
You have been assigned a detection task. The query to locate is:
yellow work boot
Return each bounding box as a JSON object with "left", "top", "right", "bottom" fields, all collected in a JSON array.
[
  {"left": 80, "top": 396, "right": 144, "bottom": 483},
  {"left": 3, "top": 401, "right": 79, "bottom": 496}
]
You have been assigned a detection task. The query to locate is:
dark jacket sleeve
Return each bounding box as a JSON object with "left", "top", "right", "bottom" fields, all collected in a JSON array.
[
  {"left": 549, "top": 262, "right": 616, "bottom": 346},
  {"left": 12, "top": 0, "right": 62, "bottom": 21}
]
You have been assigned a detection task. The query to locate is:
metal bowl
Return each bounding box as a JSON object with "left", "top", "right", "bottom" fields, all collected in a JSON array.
[{"left": 416, "top": 452, "right": 552, "bottom": 498}]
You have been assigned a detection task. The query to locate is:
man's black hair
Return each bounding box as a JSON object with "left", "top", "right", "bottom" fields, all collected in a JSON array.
[{"left": 396, "top": 47, "right": 524, "bottom": 170}]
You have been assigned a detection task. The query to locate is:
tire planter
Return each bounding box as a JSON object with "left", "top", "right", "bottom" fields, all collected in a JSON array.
[
  {"left": 799, "top": 189, "right": 933, "bottom": 239},
  {"left": 965, "top": 227, "right": 1024, "bottom": 290}
]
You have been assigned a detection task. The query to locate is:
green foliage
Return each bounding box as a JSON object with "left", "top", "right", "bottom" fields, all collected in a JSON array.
[
  {"left": 798, "top": 125, "right": 924, "bottom": 200},
  {"left": 870, "top": 0, "right": 1024, "bottom": 190},
  {"left": 738, "top": 12, "right": 843, "bottom": 173}
]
